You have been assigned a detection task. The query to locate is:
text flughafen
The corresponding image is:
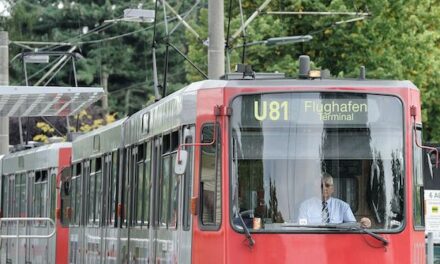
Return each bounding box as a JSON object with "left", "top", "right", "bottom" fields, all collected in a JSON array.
[{"left": 304, "top": 100, "right": 368, "bottom": 121}]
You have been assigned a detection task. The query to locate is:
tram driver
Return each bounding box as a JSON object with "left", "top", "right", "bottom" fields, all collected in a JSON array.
[{"left": 298, "top": 173, "right": 371, "bottom": 228}]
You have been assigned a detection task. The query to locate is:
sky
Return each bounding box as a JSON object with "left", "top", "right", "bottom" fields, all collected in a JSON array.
[{"left": 0, "top": 0, "right": 10, "bottom": 17}]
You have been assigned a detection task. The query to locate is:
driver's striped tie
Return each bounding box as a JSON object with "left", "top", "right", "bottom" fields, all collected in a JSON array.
[{"left": 322, "top": 201, "right": 330, "bottom": 223}]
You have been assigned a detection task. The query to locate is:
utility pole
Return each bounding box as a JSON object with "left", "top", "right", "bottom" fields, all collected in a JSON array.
[
  {"left": 101, "top": 71, "right": 109, "bottom": 112},
  {"left": 208, "top": 0, "right": 225, "bottom": 79},
  {"left": 0, "top": 31, "right": 9, "bottom": 155}
]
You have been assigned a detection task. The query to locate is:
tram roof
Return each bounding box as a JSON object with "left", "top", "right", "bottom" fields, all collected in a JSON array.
[
  {"left": 72, "top": 117, "right": 127, "bottom": 162},
  {"left": 196, "top": 79, "right": 418, "bottom": 90},
  {"left": 67, "top": 78, "right": 419, "bottom": 153},
  {"left": 123, "top": 82, "right": 201, "bottom": 145},
  {"left": 122, "top": 79, "right": 417, "bottom": 145},
  {"left": 1, "top": 142, "right": 71, "bottom": 174},
  {"left": 0, "top": 85, "right": 104, "bottom": 117}
]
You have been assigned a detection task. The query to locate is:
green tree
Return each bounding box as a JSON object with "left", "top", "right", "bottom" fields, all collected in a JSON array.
[
  {"left": 187, "top": 0, "right": 440, "bottom": 140},
  {"left": 1, "top": 0, "right": 194, "bottom": 143},
  {"left": 2, "top": 0, "right": 440, "bottom": 142}
]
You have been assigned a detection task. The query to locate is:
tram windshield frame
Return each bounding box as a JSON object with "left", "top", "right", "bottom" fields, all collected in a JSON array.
[{"left": 229, "top": 92, "right": 405, "bottom": 232}]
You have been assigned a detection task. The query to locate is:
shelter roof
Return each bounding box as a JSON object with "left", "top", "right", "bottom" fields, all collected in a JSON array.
[{"left": 0, "top": 86, "right": 104, "bottom": 117}]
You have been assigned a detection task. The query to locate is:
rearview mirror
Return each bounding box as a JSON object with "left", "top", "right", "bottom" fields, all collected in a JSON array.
[
  {"left": 429, "top": 150, "right": 438, "bottom": 166},
  {"left": 174, "top": 150, "right": 188, "bottom": 175}
]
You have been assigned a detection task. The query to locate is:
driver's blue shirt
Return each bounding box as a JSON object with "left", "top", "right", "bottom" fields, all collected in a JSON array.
[{"left": 298, "top": 197, "right": 356, "bottom": 224}]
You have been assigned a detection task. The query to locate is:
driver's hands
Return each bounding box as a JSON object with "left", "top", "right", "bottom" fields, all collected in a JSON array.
[{"left": 360, "top": 217, "right": 372, "bottom": 228}]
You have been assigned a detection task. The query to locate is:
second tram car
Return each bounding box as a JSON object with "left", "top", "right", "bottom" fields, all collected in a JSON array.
[
  {"left": 0, "top": 142, "right": 71, "bottom": 264},
  {"left": 56, "top": 76, "right": 427, "bottom": 263}
]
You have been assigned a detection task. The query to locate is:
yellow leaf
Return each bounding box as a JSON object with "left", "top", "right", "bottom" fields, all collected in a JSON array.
[
  {"left": 105, "top": 113, "right": 116, "bottom": 124},
  {"left": 80, "top": 124, "right": 92, "bottom": 132},
  {"left": 79, "top": 110, "right": 88, "bottom": 118},
  {"left": 33, "top": 134, "right": 48, "bottom": 143}
]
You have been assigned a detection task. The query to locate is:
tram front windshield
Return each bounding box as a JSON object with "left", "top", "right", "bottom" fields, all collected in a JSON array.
[{"left": 230, "top": 92, "right": 404, "bottom": 231}]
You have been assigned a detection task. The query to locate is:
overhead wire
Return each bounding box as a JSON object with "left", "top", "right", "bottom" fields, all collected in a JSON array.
[
  {"left": 168, "top": 0, "right": 200, "bottom": 37},
  {"left": 37, "top": 3, "right": 150, "bottom": 51},
  {"left": 40, "top": 21, "right": 119, "bottom": 51},
  {"left": 17, "top": 55, "right": 63, "bottom": 85},
  {"left": 10, "top": 2, "right": 201, "bottom": 56},
  {"left": 11, "top": 1, "right": 204, "bottom": 102},
  {"left": 51, "top": 10, "right": 194, "bottom": 45},
  {"left": 238, "top": 0, "right": 247, "bottom": 64},
  {"left": 162, "top": 0, "right": 170, "bottom": 97},
  {"left": 12, "top": 7, "right": 197, "bottom": 87},
  {"left": 308, "top": 16, "right": 367, "bottom": 36},
  {"left": 225, "top": 0, "right": 233, "bottom": 74},
  {"left": 46, "top": 2, "right": 198, "bottom": 49},
  {"left": 42, "top": 57, "right": 71, "bottom": 86}
]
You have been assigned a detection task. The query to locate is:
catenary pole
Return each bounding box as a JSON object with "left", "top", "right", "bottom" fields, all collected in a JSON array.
[
  {"left": 0, "top": 31, "right": 9, "bottom": 155},
  {"left": 208, "top": 0, "right": 225, "bottom": 79}
]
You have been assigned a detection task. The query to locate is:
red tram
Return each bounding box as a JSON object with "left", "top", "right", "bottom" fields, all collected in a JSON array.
[{"left": 1, "top": 69, "right": 428, "bottom": 263}]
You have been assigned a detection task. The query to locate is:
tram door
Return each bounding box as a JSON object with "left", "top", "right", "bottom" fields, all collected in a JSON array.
[
  {"left": 4, "top": 173, "right": 27, "bottom": 264},
  {"left": 2, "top": 176, "right": 14, "bottom": 263},
  {"left": 79, "top": 160, "right": 90, "bottom": 264},
  {"left": 150, "top": 137, "right": 162, "bottom": 263},
  {"left": 14, "top": 173, "right": 26, "bottom": 264},
  {"left": 25, "top": 172, "right": 35, "bottom": 264},
  {"left": 47, "top": 169, "right": 57, "bottom": 264},
  {"left": 119, "top": 147, "right": 133, "bottom": 263},
  {"left": 102, "top": 153, "right": 112, "bottom": 264},
  {"left": 127, "top": 146, "right": 137, "bottom": 261},
  {"left": 178, "top": 126, "right": 195, "bottom": 263}
]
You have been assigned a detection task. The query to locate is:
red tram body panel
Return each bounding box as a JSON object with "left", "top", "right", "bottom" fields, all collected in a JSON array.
[
  {"left": 56, "top": 147, "right": 72, "bottom": 264},
  {"left": 191, "top": 81, "right": 425, "bottom": 264}
]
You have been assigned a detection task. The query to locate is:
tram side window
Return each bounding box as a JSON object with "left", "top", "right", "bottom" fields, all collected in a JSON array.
[
  {"left": 136, "top": 144, "right": 148, "bottom": 225},
  {"left": 413, "top": 127, "right": 424, "bottom": 227},
  {"left": 160, "top": 131, "right": 180, "bottom": 229},
  {"left": 2, "top": 175, "right": 10, "bottom": 217},
  {"left": 34, "top": 170, "right": 48, "bottom": 218},
  {"left": 95, "top": 158, "right": 102, "bottom": 225},
  {"left": 34, "top": 172, "right": 41, "bottom": 217},
  {"left": 73, "top": 163, "right": 81, "bottom": 226},
  {"left": 126, "top": 146, "right": 138, "bottom": 227},
  {"left": 88, "top": 160, "right": 96, "bottom": 225},
  {"left": 88, "top": 158, "right": 102, "bottom": 226},
  {"left": 1, "top": 175, "right": 7, "bottom": 217},
  {"left": 60, "top": 167, "right": 72, "bottom": 226},
  {"left": 14, "top": 174, "right": 19, "bottom": 217},
  {"left": 50, "top": 171, "right": 56, "bottom": 220},
  {"left": 169, "top": 131, "right": 180, "bottom": 228},
  {"left": 123, "top": 149, "right": 130, "bottom": 226},
  {"left": 183, "top": 136, "right": 193, "bottom": 231},
  {"left": 15, "top": 173, "right": 26, "bottom": 217},
  {"left": 135, "top": 144, "right": 145, "bottom": 226},
  {"left": 143, "top": 142, "right": 152, "bottom": 226},
  {"left": 200, "top": 124, "right": 221, "bottom": 227},
  {"left": 160, "top": 134, "right": 172, "bottom": 228},
  {"left": 109, "top": 151, "right": 118, "bottom": 226}
]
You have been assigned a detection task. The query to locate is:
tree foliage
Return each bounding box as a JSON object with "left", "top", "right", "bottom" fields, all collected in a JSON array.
[
  {"left": 1, "top": 0, "right": 440, "bottom": 142},
  {"left": 1, "top": 0, "right": 194, "bottom": 143},
  {"left": 187, "top": 0, "right": 440, "bottom": 141}
]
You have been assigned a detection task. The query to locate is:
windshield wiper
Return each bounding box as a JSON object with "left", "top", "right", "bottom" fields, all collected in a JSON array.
[
  {"left": 282, "top": 222, "right": 388, "bottom": 247},
  {"left": 237, "top": 212, "right": 255, "bottom": 248},
  {"left": 329, "top": 223, "right": 388, "bottom": 247}
]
